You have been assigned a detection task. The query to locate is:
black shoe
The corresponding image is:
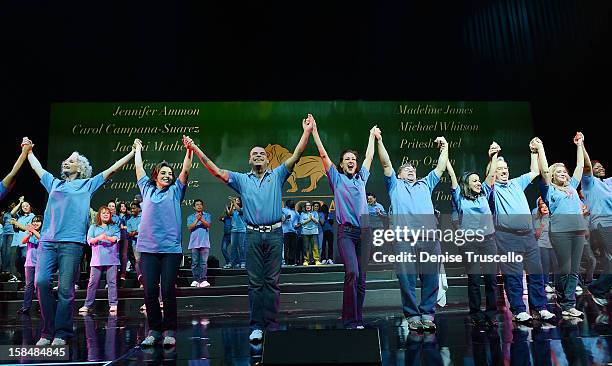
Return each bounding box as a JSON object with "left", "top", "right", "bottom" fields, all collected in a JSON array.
[
  {"left": 484, "top": 317, "right": 499, "bottom": 328},
  {"left": 17, "top": 308, "right": 29, "bottom": 314}
]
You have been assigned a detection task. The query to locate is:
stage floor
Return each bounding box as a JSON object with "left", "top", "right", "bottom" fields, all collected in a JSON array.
[{"left": 0, "top": 299, "right": 609, "bottom": 365}]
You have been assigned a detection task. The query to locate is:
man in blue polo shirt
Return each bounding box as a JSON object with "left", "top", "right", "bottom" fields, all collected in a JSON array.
[
  {"left": 580, "top": 145, "right": 611, "bottom": 307},
  {"left": 485, "top": 139, "right": 555, "bottom": 323},
  {"left": 376, "top": 130, "right": 448, "bottom": 332},
  {"left": 189, "top": 115, "right": 314, "bottom": 342}
]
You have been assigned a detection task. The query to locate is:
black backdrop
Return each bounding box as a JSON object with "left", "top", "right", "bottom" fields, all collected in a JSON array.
[{"left": 0, "top": 1, "right": 610, "bottom": 210}]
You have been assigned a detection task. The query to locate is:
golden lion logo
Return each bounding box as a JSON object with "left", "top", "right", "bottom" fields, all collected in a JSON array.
[{"left": 265, "top": 144, "right": 325, "bottom": 193}]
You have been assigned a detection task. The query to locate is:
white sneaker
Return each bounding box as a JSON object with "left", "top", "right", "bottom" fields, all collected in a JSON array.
[
  {"left": 8, "top": 275, "right": 18, "bottom": 282},
  {"left": 190, "top": 281, "right": 199, "bottom": 287},
  {"left": 140, "top": 335, "right": 157, "bottom": 347},
  {"left": 513, "top": 312, "right": 532, "bottom": 323},
  {"left": 53, "top": 285, "right": 58, "bottom": 291},
  {"left": 126, "top": 262, "right": 132, "bottom": 272},
  {"left": 535, "top": 309, "right": 556, "bottom": 321},
  {"left": 36, "top": 338, "right": 51, "bottom": 346},
  {"left": 249, "top": 329, "right": 263, "bottom": 342},
  {"left": 163, "top": 336, "right": 176, "bottom": 346},
  {"left": 356, "top": 325, "right": 365, "bottom": 329},
  {"left": 561, "top": 308, "right": 584, "bottom": 318},
  {"left": 75, "top": 284, "right": 79, "bottom": 290},
  {"left": 545, "top": 284, "right": 555, "bottom": 293},
  {"left": 328, "top": 259, "right": 334, "bottom": 264},
  {"left": 198, "top": 281, "right": 211, "bottom": 288},
  {"left": 575, "top": 285, "right": 583, "bottom": 295},
  {"left": 105, "top": 284, "right": 108, "bottom": 289},
  {"left": 593, "top": 296, "right": 608, "bottom": 307},
  {"left": 51, "top": 338, "right": 66, "bottom": 346},
  {"left": 78, "top": 306, "right": 90, "bottom": 314}
]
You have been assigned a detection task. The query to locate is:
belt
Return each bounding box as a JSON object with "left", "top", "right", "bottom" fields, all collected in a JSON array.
[{"left": 246, "top": 222, "right": 282, "bottom": 233}]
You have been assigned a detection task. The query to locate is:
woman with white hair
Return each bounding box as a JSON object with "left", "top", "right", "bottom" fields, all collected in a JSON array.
[
  {"left": 22, "top": 137, "right": 136, "bottom": 346},
  {"left": 535, "top": 133, "right": 587, "bottom": 318}
]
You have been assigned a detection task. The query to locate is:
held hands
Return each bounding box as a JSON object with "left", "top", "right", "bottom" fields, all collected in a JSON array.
[
  {"left": 21, "top": 137, "right": 33, "bottom": 154},
  {"left": 488, "top": 142, "right": 501, "bottom": 157},
  {"left": 434, "top": 137, "right": 448, "bottom": 151},
  {"left": 573, "top": 132, "right": 584, "bottom": 146},
  {"left": 182, "top": 135, "right": 195, "bottom": 150},
  {"left": 133, "top": 138, "right": 143, "bottom": 151},
  {"left": 18, "top": 196, "right": 24, "bottom": 203},
  {"left": 303, "top": 114, "right": 315, "bottom": 133},
  {"left": 370, "top": 125, "right": 382, "bottom": 140},
  {"left": 529, "top": 137, "right": 541, "bottom": 153}
]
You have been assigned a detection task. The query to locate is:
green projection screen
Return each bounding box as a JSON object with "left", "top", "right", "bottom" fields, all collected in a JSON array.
[{"left": 49, "top": 101, "right": 534, "bottom": 258}]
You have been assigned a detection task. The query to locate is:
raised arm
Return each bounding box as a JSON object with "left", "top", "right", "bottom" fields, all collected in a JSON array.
[
  {"left": 25, "top": 140, "right": 46, "bottom": 179},
  {"left": 433, "top": 136, "right": 449, "bottom": 178},
  {"left": 572, "top": 132, "right": 585, "bottom": 182},
  {"left": 311, "top": 121, "right": 333, "bottom": 172},
  {"left": 133, "top": 139, "right": 146, "bottom": 181},
  {"left": 362, "top": 126, "right": 378, "bottom": 171},
  {"left": 527, "top": 138, "right": 540, "bottom": 181},
  {"left": 2, "top": 140, "right": 30, "bottom": 189},
  {"left": 284, "top": 114, "right": 314, "bottom": 172},
  {"left": 178, "top": 135, "right": 194, "bottom": 185},
  {"left": 102, "top": 147, "right": 136, "bottom": 181},
  {"left": 375, "top": 129, "right": 393, "bottom": 177},
  {"left": 189, "top": 142, "right": 229, "bottom": 184},
  {"left": 10, "top": 196, "right": 24, "bottom": 216},
  {"left": 582, "top": 137, "right": 593, "bottom": 176},
  {"left": 446, "top": 161, "right": 458, "bottom": 189},
  {"left": 534, "top": 138, "right": 551, "bottom": 185},
  {"left": 485, "top": 142, "right": 500, "bottom": 186}
]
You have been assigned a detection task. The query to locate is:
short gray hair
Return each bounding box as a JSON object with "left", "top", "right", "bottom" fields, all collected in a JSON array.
[{"left": 60, "top": 151, "right": 92, "bottom": 179}]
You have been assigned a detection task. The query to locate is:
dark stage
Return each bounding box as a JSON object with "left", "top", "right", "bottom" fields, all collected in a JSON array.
[{"left": 0, "top": 264, "right": 609, "bottom": 365}]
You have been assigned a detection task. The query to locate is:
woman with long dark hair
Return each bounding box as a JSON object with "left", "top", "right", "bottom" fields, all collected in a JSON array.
[
  {"left": 312, "top": 117, "right": 377, "bottom": 329},
  {"left": 134, "top": 136, "right": 193, "bottom": 347}
]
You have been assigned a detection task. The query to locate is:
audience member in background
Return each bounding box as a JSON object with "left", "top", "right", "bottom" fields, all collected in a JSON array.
[
  {"left": 300, "top": 201, "right": 320, "bottom": 266},
  {"left": 187, "top": 199, "right": 212, "bottom": 288},
  {"left": 219, "top": 197, "right": 233, "bottom": 268},
  {"left": 17, "top": 215, "right": 43, "bottom": 314},
  {"left": 79, "top": 206, "right": 121, "bottom": 315},
  {"left": 10, "top": 198, "right": 35, "bottom": 282},
  {"left": 126, "top": 202, "right": 142, "bottom": 285},
  {"left": 117, "top": 201, "right": 131, "bottom": 284},
  {"left": 320, "top": 204, "right": 334, "bottom": 264},
  {"left": 281, "top": 199, "right": 298, "bottom": 265},
  {"left": 533, "top": 197, "right": 558, "bottom": 294}
]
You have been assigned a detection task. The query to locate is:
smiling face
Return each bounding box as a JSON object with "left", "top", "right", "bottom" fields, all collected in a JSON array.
[
  {"left": 107, "top": 202, "right": 116, "bottom": 215},
  {"left": 398, "top": 164, "right": 417, "bottom": 183},
  {"left": 32, "top": 220, "right": 42, "bottom": 230},
  {"left": 538, "top": 199, "right": 549, "bottom": 215},
  {"left": 119, "top": 203, "right": 128, "bottom": 214},
  {"left": 155, "top": 166, "right": 174, "bottom": 188},
  {"left": 340, "top": 152, "right": 358, "bottom": 176},
  {"left": 551, "top": 164, "right": 569, "bottom": 186},
  {"left": 304, "top": 202, "right": 312, "bottom": 212},
  {"left": 194, "top": 201, "right": 203, "bottom": 212},
  {"left": 62, "top": 152, "right": 80, "bottom": 177},
  {"left": 21, "top": 202, "right": 31, "bottom": 214},
  {"left": 367, "top": 195, "right": 376, "bottom": 205},
  {"left": 468, "top": 174, "right": 482, "bottom": 194},
  {"left": 130, "top": 205, "right": 140, "bottom": 216},
  {"left": 249, "top": 147, "right": 269, "bottom": 170},
  {"left": 313, "top": 202, "right": 320, "bottom": 212},
  {"left": 100, "top": 208, "right": 111, "bottom": 224},
  {"left": 593, "top": 162, "right": 606, "bottom": 178},
  {"left": 495, "top": 160, "right": 509, "bottom": 184}
]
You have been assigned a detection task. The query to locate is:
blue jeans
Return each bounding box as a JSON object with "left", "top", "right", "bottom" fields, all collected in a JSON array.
[
  {"left": 22, "top": 266, "right": 36, "bottom": 310},
  {"left": 337, "top": 225, "right": 371, "bottom": 328},
  {"left": 589, "top": 225, "right": 612, "bottom": 298},
  {"left": 245, "top": 227, "right": 283, "bottom": 331},
  {"left": 84, "top": 265, "right": 118, "bottom": 307},
  {"left": 35, "top": 241, "right": 83, "bottom": 340},
  {"left": 191, "top": 247, "right": 210, "bottom": 282},
  {"left": 1, "top": 234, "right": 13, "bottom": 272},
  {"left": 395, "top": 240, "right": 440, "bottom": 322},
  {"left": 231, "top": 232, "right": 246, "bottom": 267},
  {"left": 495, "top": 230, "right": 547, "bottom": 314},
  {"left": 221, "top": 233, "right": 231, "bottom": 265},
  {"left": 539, "top": 247, "right": 558, "bottom": 285}
]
